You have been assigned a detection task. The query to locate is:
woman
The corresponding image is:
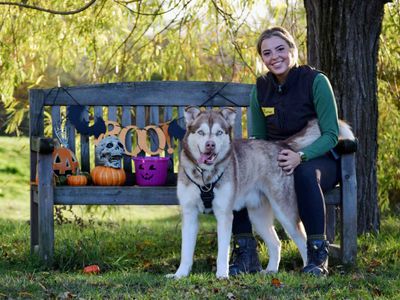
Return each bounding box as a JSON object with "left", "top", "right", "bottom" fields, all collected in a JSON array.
[{"left": 229, "top": 26, "right": 340, "bottom": 277}]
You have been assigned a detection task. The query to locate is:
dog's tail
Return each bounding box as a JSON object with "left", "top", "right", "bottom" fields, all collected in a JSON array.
[
  {"left": 338, "top": 120, "right": 355, "bottom": 140},
  {"left": 283, "top": 119, "right": 320, "bottom": 151},
  {"left": 283, "top": 119, "right": 355, "bottom": 152}
]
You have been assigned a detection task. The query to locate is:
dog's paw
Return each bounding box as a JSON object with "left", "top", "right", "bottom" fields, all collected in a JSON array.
[
  {"left": 216, "top": 272, "right": 229, "bottom": 280},
  {"left": 165, "top": 272, "right": 188, "bottom": 279},
  {"left": 262, "top": 269, "right": 278, "bottom": 275}
]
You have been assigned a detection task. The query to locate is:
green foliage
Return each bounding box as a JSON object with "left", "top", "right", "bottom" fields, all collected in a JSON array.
[
  {"left": 0, "top": 0, "right": 304, "bottom": 134},
  {"left": 377, "top": 1, "right": 400, "bottom": 211}
]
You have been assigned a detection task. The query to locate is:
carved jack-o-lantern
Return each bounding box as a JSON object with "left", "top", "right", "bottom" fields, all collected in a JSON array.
[{"left": 52, "top": 147, "right": 80, "bottom": 176}]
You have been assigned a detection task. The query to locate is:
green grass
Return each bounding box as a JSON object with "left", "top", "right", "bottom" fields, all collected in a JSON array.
[{"left": 1, "top": 136, "right": 400, "bottom": 299}]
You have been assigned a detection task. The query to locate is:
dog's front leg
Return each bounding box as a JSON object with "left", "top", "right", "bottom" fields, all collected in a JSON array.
[
  {"left": 213, "top": 209, "right": 233, "bottom": 279},
  {"left": 167, "top": 206, "right": 199, "bottom": 279}
]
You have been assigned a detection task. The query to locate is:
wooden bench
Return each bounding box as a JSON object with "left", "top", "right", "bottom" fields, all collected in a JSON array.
[{"left": 29, "top": 81, "right": 357, "bottom": 266}]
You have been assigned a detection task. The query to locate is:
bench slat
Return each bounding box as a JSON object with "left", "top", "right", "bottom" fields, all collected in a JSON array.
[
  {"left": 80, "top": 107, "right": 90, "bottom": 172},
  {"left": 108, "top": 106, "right": 117, "bottom": 121},
  {"left": 178, "top": 107, "right": 185, "bottom": 153},
  {"left": 234, "top": 107, "right": 243, "bottom": 139},
  {"left": 246, "top": 108, "right": 253, "bottom": 137},
  {"left": 51, "top": 186, "right": 342, "bottom": 206},
  {"left": 164, "top": 106, "right": 174, "bottom": 160},
  {"left": 54, "top": 186, "right": 178, "bottom": 205},
  {"left": 51, "top": 106, "right": 61, "bottom": 139},
  {"left": 122, "top": 106, "right": 133, "bottom": 174},
  {"left": 94, "top": 106, "right": 103, "bottom": 166},
  {"left": 150, "top": 106, "right": 159, "bottom": 153},
  {"left": 136, "top": 106, "right": 145, "bottom": 157},
  {"left": 39, "top": 81, "right": 253, "bottom": 106},
  {"left": 66, "top": 111, "right": 76, "bottom": 154}
]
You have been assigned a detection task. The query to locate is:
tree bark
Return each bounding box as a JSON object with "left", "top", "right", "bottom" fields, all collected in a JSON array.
[{"left": 304, "top": 0, "right": 390, "bottom": 234}]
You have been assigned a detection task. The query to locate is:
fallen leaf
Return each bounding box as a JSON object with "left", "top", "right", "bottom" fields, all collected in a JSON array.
[
  {"left": 369, "top": 259, "right": 382, "bottom": 268},
  {"left": 83, "top": 264, "right": 100, "bottom": 274},
  {"left": 271, "top": 277, "right": 284, "bottom": 288},
  {"left": 143, "top": 260, "right": 152, "bottom": 269}
]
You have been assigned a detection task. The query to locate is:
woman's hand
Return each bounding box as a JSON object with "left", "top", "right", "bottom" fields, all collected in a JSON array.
[{"left": 277, "top": 149, "right": 301, "bottom": 175}]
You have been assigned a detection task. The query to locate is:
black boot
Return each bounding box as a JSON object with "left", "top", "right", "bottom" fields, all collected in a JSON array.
[
  {"left": 229, "top": 236, "right": 262, "bottom": 276},
  {"left": 302, "top": 239, "right": 329, "bottom": 276}
]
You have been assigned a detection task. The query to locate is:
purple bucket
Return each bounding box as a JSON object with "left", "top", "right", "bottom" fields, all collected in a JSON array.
[{"left": 132, "top": 156, "right": 169, "bottom": 186}]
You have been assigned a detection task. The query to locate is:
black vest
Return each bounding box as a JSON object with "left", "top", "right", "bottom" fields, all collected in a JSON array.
[{"left": 256, "top": 65, "right": 319, "bottom": 140}]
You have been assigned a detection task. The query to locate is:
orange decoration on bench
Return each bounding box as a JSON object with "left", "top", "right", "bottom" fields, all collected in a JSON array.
[
  {"left": 67, "top": 174, "right": 88, "bottom": 186},
  {"left": 95, "top": 121, "right": 174, "bottom": 156},
  {"left": 91, "top": 166, "right": 126, "bottom": 186},
  {"left": 52, "top": 147, "right": 79, "bottom": 176}
]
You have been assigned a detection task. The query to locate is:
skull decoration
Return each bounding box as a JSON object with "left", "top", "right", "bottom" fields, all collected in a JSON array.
[{"left": 96, "top": 136, "right": 125, "bottom": 168}]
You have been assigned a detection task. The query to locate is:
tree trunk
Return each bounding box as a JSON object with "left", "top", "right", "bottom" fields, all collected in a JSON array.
[{"left": 304, "top": 0, "right": 390, "bottom": 234}]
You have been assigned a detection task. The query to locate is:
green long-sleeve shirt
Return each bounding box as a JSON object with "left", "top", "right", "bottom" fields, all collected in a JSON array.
[{"left": 250, "top": 73, "right": 339, "bottom": 161}]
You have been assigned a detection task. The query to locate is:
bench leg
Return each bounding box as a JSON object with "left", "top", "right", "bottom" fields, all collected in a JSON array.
[
  {"left": 30, "top": 189, "right": 39, "bottom": 254},
  {"left": 37, "top": 153, "right": 54, "bottom": 266},
  {"left": 326, "top": 205, "right": 336, "bottom": 243},
  {"left": 340, "top": 154, "right": 357, "bottom": 264}
]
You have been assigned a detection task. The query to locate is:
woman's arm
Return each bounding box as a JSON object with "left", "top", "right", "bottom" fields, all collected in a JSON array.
[
  {"left": 249, "top": 86, "right": 267, "bottom": 139},
  {"left": 301, "top": 73, "right": 339, "bottom": 161}
]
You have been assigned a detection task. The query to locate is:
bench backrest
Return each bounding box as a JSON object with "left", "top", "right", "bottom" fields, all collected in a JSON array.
[{"left": 29, "top": 81, "right": 254, "bottom": 184}]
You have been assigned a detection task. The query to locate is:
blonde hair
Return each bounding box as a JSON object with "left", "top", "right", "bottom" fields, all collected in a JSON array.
[{"left": 256, "top": 26, "right": 298, "bottom": 65}]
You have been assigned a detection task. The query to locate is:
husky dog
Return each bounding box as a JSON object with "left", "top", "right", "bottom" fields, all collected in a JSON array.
[{"left": 167, "top": 106, "right": 354, "bottom": 279}]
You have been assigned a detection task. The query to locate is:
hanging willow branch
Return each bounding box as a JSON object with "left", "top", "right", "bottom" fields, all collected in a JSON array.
[{"left": 0, "top": 0, "right": 97, "bottom": 15}]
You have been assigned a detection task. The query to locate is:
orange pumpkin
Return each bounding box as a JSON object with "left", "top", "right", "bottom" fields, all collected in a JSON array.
[
  {"left": 52, "top": 147, "right": 79, "bottom": 176},
  {"left": 67, "top": 174, "right": 87, "bottom": 186},
  {"left": 91, "top": 166, "right": 126, "bottom": 186}
]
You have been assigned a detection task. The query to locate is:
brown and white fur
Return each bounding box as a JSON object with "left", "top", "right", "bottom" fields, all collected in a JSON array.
[{"left": 167, "top": 107, "right": 354, "bottom": 279}]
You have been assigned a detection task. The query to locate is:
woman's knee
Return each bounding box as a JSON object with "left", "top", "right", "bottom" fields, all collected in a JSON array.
[{"left": 294, "top": 162, "right": 317, "bottom": 180}]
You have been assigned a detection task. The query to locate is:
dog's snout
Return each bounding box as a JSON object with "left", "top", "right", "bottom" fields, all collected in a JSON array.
[{"left": 205, "top": 140, "right": 215, "bottom": 152}]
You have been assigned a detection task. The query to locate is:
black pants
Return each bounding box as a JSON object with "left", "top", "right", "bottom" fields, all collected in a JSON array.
[{"left": 232, "top": 153, "right": 340, "bottom": 239}]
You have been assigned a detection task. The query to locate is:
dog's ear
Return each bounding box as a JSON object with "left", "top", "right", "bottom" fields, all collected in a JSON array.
[
  {"left": 220, "top": 107, "right": 237, "bottom": 127},
  {"left": 184, "top": 106, "right": 201, "bottom": 125}
]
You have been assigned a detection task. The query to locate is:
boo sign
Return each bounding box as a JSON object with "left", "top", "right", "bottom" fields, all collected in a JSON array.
[{"left": 94, "top": 120, "right": 175, "bottom": 156}]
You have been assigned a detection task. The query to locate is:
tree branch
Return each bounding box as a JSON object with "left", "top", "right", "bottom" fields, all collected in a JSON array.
[
  {"left": 114, "top": 0, "right": 183, "bottom": 16},
  {"left": 0, "top": 0, "right": 97, "bottom": 15}
]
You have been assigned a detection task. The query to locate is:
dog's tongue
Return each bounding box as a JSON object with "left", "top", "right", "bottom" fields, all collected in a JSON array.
[{"left": 198, "top": 152, "right": 214, "bottom": 165}]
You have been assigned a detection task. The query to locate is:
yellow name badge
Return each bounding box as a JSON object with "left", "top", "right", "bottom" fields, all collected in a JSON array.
[{"left": 262, "top": 107, "right": 275, "bottom": 117}]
